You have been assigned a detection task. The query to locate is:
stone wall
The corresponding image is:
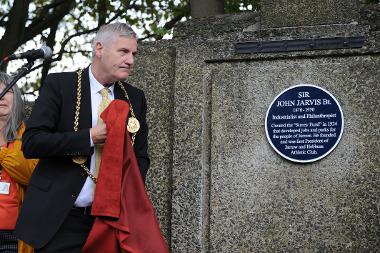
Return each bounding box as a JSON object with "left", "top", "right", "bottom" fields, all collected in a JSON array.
[
  {"left": 261, "top": 0, "right": 359, "bottom": 28},
  {"left": 128, "top": 1, "right": 380, "bottom": 252}
]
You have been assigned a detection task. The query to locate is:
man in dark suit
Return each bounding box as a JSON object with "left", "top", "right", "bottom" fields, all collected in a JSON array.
[{"left": 15, "top": 23, "right": 149, "bottom": 253}]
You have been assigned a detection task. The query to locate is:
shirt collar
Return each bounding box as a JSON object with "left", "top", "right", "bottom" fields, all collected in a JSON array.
[{"left": 89, "top": 65, "right": 115, "bottom": 96}]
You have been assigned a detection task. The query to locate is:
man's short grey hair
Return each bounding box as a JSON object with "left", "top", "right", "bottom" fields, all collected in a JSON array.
[
  {"left": 92, "top": 22, "right": 137, "bottom": 57},
  {"left": 0, "top": 72, "right": 24, "bottom": 141}
]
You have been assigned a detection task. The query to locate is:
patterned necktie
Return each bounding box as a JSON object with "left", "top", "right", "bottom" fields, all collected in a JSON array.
[{"left": 94, "top": 87, "right": 111, "bottom": 178}]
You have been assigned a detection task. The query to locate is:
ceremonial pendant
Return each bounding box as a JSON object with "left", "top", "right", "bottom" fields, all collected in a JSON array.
[
  {"left": 127, "top": 117, "right": 140, "bottom": 133},
  {"left": 72, "top": 156, "right": 87, "bottom": 164}
]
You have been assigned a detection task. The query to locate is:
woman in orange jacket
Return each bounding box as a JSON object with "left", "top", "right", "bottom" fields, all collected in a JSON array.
[{"left": 0, "top": 72, "right": 37, "bottom": 253}]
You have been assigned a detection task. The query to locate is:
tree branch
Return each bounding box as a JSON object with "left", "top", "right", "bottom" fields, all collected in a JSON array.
[
  {"left": 22, "top": 0, "right": 75, "bottom": 45},
  {"left": 139, "top": 3, "right": 190, "bottom": 41},
  {"left": 0, "top": 12, "right": 9, "bottom": 24},
  {"left": 40, "top": 18, "right": 60, "bottom": 86},
  {"left": 164, "top": 13, "right": 186, "bottom": 30},
  {"left": 24, "top": 0, "right": 67, "bottom": 29},
  {"left": 23, "top": 90, "right": 39, "bottom": 96},
  {"left": 61, "top": 50, "right": 92, "bottom": 54},
  {"left": 39, "top": 0, "right": 68, "bottom": 10}
]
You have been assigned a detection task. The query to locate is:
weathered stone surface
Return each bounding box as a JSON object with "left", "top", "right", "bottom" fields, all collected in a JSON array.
[
  {"left": 208, "top": 56, "right": 379, "bottom": 252},
  {"left": 128, "top": 42, "right": 176, "bottom": 246},
  {"left": 169, "top": 41, "right": 215, "bottom": 253},
  {"left": 360, "top": 3, "right": 380, "bottom": 31},
  {"left": 261, "top": 0, "right": 360, "bottom": 28},
  {"left": 173, "top": 11, "right": 260, "bottom": 39}
]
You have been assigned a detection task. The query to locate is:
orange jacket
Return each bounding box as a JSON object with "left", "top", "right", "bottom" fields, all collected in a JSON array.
[{"left": 0, "top": 122, "right": 38, "bottom": 253}]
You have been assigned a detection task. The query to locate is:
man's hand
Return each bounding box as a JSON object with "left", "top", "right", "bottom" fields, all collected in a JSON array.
[{"left": 91, "top": 120, "right": 107, "bottom": 144}]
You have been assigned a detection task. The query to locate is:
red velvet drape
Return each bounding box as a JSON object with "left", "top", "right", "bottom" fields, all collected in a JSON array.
[{"left": 83, "top": 100, "right": 169, "bottom": 253}]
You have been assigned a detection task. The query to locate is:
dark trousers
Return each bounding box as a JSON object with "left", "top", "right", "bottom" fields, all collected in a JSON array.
[{"left": 36, "top": 208, "right": 95, "bottom": 253}]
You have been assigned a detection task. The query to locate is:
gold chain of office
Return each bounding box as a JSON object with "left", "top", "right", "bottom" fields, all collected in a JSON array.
[{"left": 71, "top": 68, "right": 140, "bottom": 183}]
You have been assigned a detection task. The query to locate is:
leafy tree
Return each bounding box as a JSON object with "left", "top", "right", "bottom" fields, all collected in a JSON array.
[{"left": 0, "top": 0, "right": 258, "bottom": 97}]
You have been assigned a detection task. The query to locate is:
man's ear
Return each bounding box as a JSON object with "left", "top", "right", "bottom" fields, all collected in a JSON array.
[{"left": 94, "top": 42, "right": 103, "bottom": 57}]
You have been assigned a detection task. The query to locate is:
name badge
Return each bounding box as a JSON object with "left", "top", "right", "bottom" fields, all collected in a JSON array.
[{"left": 0, "top": 181, "right": 10, "bottom": 195}]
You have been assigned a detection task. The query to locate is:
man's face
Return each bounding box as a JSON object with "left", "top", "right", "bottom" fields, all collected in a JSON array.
[{"left": 95, "top": 35, "right": 138, "bottom": 83}]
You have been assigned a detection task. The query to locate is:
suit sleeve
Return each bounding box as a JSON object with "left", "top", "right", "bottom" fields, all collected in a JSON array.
[
  {"left": 22, "top": 74, "right": 92, "bottom": 159},
  {"left": 133, "top": 91, "right": 150, "bottom": 182}
]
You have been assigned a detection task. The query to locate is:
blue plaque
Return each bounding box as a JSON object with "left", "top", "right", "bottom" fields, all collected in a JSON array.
[{"left": 265, "top": 84, "right": 344, "bottom": 163}]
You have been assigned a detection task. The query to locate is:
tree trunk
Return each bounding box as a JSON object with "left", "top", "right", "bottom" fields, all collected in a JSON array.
[
  {"left": 190, "top": 0, "right": 224, "bottom": 18},
  {"left": 0, "top": 0, "right": 29, "bottom": 70}
]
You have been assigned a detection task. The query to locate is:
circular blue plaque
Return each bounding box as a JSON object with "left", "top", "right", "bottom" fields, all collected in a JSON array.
[{"left": 265, "top": 84, "right": 344, "bottom": 163}]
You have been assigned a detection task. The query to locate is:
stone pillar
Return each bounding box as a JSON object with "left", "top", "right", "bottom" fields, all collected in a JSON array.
[{"left": 128, "top": 44, "right": 176, "bottom": 247}]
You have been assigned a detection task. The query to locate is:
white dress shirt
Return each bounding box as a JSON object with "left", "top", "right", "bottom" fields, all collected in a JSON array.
[{"left": 74, "top": 66, "right": 115, "bottom": 207}]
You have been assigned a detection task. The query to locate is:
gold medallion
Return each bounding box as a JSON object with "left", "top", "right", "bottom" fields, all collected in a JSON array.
[
  {"left": 72, "top": 156, "right": 87, "bottom": 164},
  {"left": 127, "top": 117, "right": 140, "bottom": 133}
]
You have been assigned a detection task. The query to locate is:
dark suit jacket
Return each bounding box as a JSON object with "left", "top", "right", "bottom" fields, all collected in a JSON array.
[{"left": 14, "top": 67, "right": 150, "bottom": 249}]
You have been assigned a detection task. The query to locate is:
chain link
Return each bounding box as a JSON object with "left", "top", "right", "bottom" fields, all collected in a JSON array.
[
  {"left": 75, "top": 69, "right": 97, "bottom": 183},
  {"left": 74, "top": 69, "right": 82, "bottom": 132},
  {"left": 80, "top": 164, "right": 97, "bottom": 183},
  {"left": 117, "top": 81, "right": 137, "bottom": 145}
]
